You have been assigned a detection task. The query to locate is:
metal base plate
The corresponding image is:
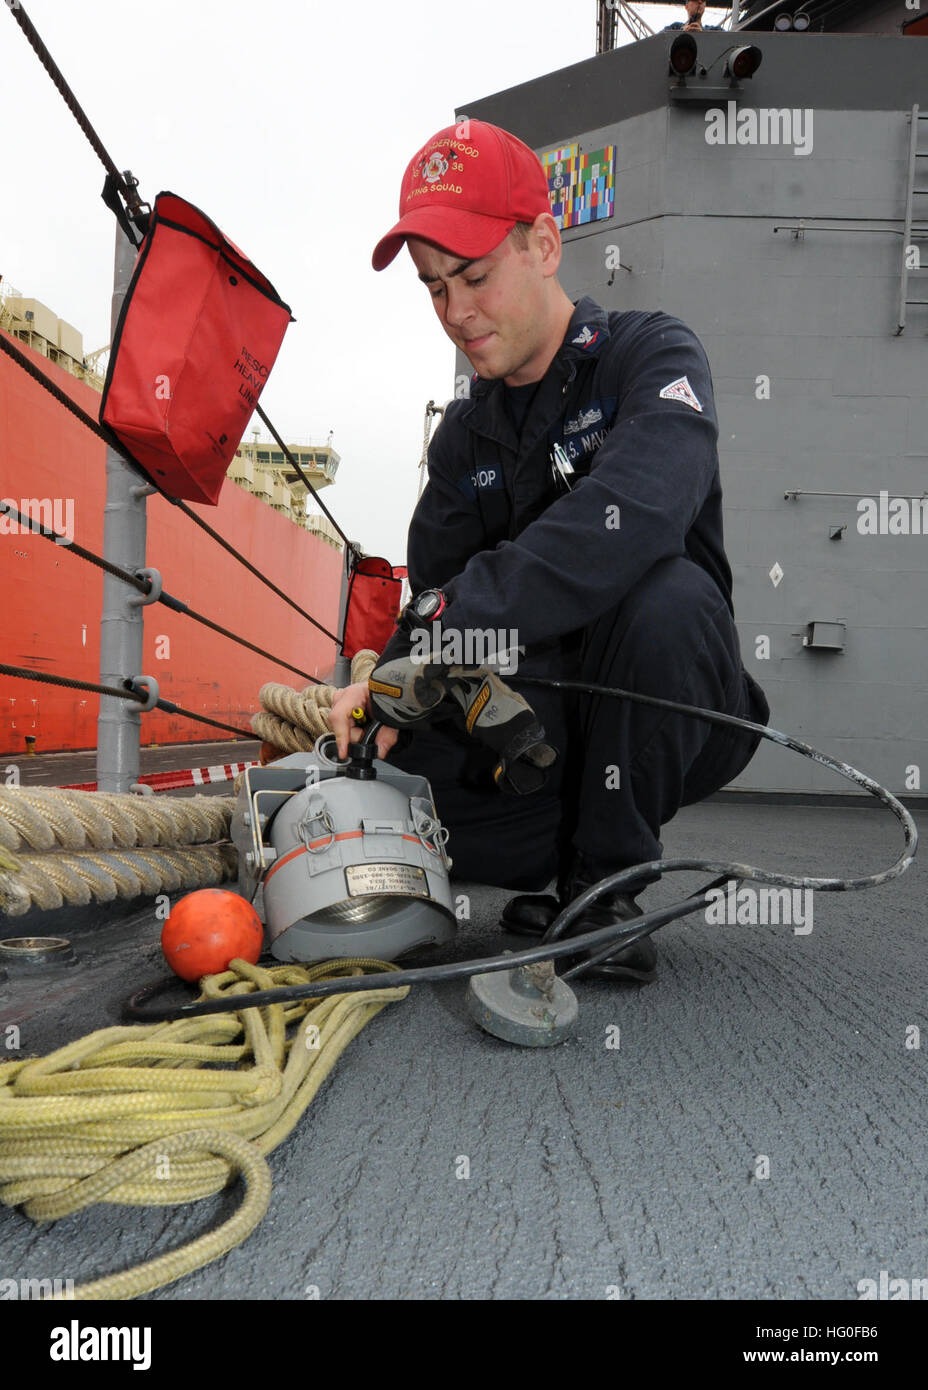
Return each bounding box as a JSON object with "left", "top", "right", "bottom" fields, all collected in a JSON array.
[{"left": 466, "top": 960, "right": 578, "bottom": 1047}]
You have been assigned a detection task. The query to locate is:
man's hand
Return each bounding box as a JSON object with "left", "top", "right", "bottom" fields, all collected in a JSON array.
[{"left": 329, "top": 681, "right": 399, "bottom": 761}]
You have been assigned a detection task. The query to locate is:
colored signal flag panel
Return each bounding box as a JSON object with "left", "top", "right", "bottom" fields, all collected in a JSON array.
[{"left": 542, "top": 143, "right": 616, "bottom": 229}]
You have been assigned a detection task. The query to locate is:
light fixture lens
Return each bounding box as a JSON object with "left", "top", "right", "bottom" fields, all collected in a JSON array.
[
  {"left": 793, "top": 12, "right": 811, "bottom": 29},
  {"left": 729, "top": 44, "right": 764, "bottom": 79},
  {"left": 774, "top": 13, "right": 793, "bottom": 29},
  {"left": 669, "top": 33, "right": 698, "bottom": 76}
]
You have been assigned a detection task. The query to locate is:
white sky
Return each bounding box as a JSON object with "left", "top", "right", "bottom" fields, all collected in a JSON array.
[{"left": 1, "top": 0, "right": 726, "bottom": 563}]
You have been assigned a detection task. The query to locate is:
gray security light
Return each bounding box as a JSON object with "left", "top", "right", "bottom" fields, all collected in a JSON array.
[
  {"left": 669, "top": 33, "right": 699, "bottom": 77},
  {"left": 726, "top": 45, "right": 763, "bottom": 81}
]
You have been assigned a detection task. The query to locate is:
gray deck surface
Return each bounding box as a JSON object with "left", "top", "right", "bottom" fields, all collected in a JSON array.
[{"left": 1, "top": 769, "right": 924, "bottom": 1301}]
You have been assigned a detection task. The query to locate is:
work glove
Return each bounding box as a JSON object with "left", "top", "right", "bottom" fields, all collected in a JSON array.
[
  {"left": 368, "top": 588, "right": 457, "bottom": 727},
  {"left": 368, "top": 589, "right": 557, "bottom": 794},
  {"left": 368, "top": 643, "right": 449, "bottom": 727},
  {"left": 445, "top": 670, "right": 558, "bottom": 795}
]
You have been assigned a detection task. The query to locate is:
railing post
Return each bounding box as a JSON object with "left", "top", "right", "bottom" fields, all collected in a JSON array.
[
  {"left": 332, "top": 543, "right": 354, "bottom": 688},
  {"left": 96, "top": 222, "right": 148, "bottom": 791}
]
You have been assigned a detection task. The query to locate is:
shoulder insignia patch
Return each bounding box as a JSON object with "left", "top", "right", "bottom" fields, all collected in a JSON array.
[{"left": 658, "top": 375, "right": 703, "bottom": 413}]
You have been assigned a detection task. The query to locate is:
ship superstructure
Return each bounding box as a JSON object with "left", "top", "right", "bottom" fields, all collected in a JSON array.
[{"left": 462, "top": 16, "right": 927, "bottom": 796}]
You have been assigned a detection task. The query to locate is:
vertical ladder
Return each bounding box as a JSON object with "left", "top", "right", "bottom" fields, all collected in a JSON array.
[{"left": 897, "top": 105, "right": 928, "bottom": 336}]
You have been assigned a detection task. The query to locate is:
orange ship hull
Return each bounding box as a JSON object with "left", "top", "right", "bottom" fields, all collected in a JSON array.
[{"left": 0, "top": 331, "right": 342, "bottom": 755}]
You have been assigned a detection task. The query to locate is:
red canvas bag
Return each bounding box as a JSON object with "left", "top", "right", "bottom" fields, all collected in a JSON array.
[
  {"left": 341, "top": 556, "right": 404, "bottom": 660},
  {"left": 100, "top": 192, "right": 293, "bottom": 505}
]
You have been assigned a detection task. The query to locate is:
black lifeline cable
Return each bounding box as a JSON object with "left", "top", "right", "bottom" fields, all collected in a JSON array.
[
  {"left": 7, "top": 1, "right": 125, "bottom": 188},
  {"left": 0, "top": 664, "right": 145, "bottom": 704},
  {"left": 0, "top": 663, "right": 256, "bottom": 739},
  {"left": 5, "top": 4, "right": 344, "bottom": 647},
  {"left": 0, "top": 501, "right": 322, "bottom": 684},
  {"left": 170, "top": 502, "right": 337, "bottom": 652},
  {"left": 0, "top": 334, "right": 337, "bottom": 651},
  {"left": 126, "top": 692, "right": 918, "bottom": 1022},
  {"left": 0, "top": 501, "right": 150, "bottom": 593},
  {"left": 150, "top": 698, "right": 255, "bottom": 741},
  {"left": 155, "top": 591, "right": 321, "bottom": 685},
  {"left": 255, "top": 405, "right": 361, "bottom": 566},
  {"left": 0, "top": 329, "right": 117, "bottom": 447}
]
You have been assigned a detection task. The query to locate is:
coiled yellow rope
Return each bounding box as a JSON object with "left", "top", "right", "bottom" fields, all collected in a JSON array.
[{"left": 0, "top": 956, "right": 407, "bottom": 1300}]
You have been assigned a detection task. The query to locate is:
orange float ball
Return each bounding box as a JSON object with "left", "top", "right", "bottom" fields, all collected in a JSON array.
[{"left": 161, "top": 888, "right": 264, "bottom": 982}]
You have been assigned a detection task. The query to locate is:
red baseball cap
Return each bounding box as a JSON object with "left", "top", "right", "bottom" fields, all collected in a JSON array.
[{"left": 372, "top": 119, "right": 551, "bottom": 272}]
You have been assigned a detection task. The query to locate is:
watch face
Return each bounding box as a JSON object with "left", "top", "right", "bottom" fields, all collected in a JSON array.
[{"left": 416, "top": 592, "right": 441, "bottom": 620}]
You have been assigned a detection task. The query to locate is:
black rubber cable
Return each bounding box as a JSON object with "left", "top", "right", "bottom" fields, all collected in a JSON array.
[{"left": 125, "top": 686, "right": 918, "bottom": 1022}]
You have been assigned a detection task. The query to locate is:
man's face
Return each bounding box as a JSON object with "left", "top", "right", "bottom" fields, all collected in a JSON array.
[
  {"left": 685, "top": 0, "right": 706, "bottom": 15},
  {"left": 407, "top": 226, "right": 553, "bottom": 386}
]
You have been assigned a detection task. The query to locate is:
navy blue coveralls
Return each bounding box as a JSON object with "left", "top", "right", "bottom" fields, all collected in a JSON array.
[{"left": 389, "top": 297, "right": 770, "bottom": 892}]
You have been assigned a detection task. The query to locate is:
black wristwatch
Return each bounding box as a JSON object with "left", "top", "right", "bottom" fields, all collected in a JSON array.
[{"left": 405, "top": 588, "right": 448, "bottom": 624}]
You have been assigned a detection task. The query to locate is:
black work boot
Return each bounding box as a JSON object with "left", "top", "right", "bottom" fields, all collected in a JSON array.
[
  {"left": 500, "top": 890, "right": 561, "bottom": 935},
  {"left": 501, "top": 854, "right": 657, "bottom": 983}
]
